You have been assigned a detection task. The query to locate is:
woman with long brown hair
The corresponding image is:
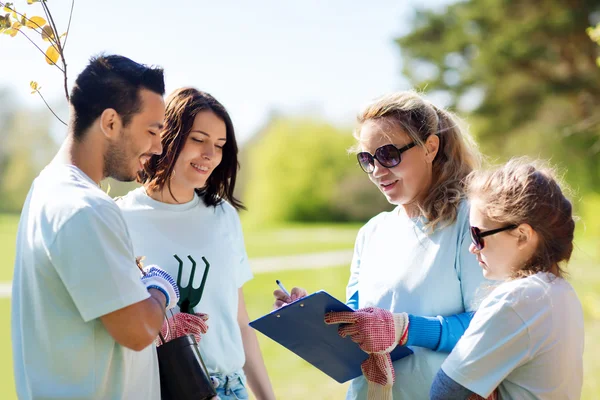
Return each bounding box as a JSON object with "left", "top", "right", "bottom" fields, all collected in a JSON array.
[
  {"left": 274, "top": 91, "right": 490, "bottom": 399},
  {"left": 118, "top": 87, "right": 275, "bottom": 400}
]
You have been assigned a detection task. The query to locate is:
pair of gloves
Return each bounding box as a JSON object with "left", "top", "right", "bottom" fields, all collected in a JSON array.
[
  {"left": 140, "top": 265, "right": 209, "bottom": 345},
  {"left": 325, "top": 307, "right": 409, "bottom": 400}
]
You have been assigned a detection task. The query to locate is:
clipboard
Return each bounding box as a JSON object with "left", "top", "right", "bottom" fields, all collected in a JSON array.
[{"left": 249, "top": 290, "right": 413, "bottom": 383}]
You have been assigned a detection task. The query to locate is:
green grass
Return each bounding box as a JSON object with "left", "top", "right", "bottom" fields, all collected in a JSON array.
[
  {"left": 0, "top": 299, "right": 15, "bottom": 400},
  {"left": 242, "top": 222, "right": 361, "bottom": 258},
  {"left": 568, "top": 237, "right": 600, "bottom": 398},
  {"left": 0, "top": 214, "right": 19, "bottom": 282}
]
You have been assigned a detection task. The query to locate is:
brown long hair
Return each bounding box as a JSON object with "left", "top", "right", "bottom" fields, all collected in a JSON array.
[
  {"left": 138, "top": 87, "right": 245, "bottom": 210},
  {"left": 352, "top": 91, "right": 481, "bottom": 231},
  {"left": 466, "top": 158, "right": 575, "bottom": 279}
]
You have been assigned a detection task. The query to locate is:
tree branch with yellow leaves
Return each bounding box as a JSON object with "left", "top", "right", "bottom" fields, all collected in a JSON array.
[{"left": 0, "top": 0, "right": 74, "bottom": 125}]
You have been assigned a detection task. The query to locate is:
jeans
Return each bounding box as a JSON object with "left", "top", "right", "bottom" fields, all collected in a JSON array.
[{"left": 211, "top": 371, "right": 248, "bottom": 400}]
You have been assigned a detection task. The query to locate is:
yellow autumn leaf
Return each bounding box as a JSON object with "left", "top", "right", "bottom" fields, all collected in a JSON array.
[
  {"left": 12, "top": 20, "right": 21, "bottom": 30},
  {"left": 30, "top": 81, "right": 39, "bottom": 91},
  {"left": 41, "top": 24, "right": 54, "bottom": 41},
  {"left": 0, "top": 14, "right": 10, "bottom": 29},
  {"left": 45, "top": 44, "right": 59, "bottom": 65},
  {"left": 25, "top": 15, "right": 45, "bottom": 29},
  {"left": 5, "top": 27, "right": 17, "bottom": 37},
  {"left": 3, "top": 3, "right": 13, "bottom": 12}
]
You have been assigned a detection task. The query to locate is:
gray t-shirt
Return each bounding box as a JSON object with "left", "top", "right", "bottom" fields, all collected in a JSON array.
[{"left": 11, "top": 163, "right": 159, "bottom": 400}]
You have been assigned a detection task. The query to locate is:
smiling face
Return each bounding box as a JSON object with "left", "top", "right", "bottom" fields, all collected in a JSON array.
[
  {"left": 104, "top": 89, "right": 165, "bottom": 182},
  {"left": 167, "top": 110, "right": 227, "bottom": 200},
  {"left": 358, "top": 119, "right": 438, "bottom": 209}
]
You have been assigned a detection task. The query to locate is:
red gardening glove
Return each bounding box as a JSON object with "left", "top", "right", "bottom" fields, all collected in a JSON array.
[
  {"left": 362, "top": 353, "right": 395, "bottom": 399},
  {"left": 325, "top": 307, "right": 408, "bottom": 399},
  {"left": 157, "top": 312, "right": 209, "bottom": 346},
  {"left": 324, "top": 307, "right": 408, "bottom": 354}
]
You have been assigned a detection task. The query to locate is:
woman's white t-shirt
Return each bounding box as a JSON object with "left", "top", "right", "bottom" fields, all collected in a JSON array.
[{"left": 117, "top": 188, "right": 253, "bottom": 375}]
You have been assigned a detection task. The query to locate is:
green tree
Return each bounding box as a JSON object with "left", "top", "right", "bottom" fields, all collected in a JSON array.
[
  {"left": 396, "top": 0, "right": 600, "bottom": 192},
  {"left": 0, "top": 105, "right": 57, "bottom": 212},
  {"left": 241, "top": 117, "right": 391, "bottom": 225}
]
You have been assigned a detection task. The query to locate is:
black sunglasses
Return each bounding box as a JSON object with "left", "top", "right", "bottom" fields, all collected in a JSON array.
[
  {"left": 470, "top": 224, "right": 518, "bottom": 250},
  {"left": 357, "top": 142, "right": 417, "bottom": 174}
]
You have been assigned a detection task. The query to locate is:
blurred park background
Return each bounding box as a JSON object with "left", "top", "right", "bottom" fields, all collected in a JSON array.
[{"left": 1, "top": 0, "right": 599, "bottom": 398}]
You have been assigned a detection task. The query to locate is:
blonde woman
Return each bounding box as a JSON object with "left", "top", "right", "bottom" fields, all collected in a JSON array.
[
  {"left": 275, "top": 91, "right": 491, "bottom": 399},
  {"left": 431, "top": 159, "right": 584, "bottom": 399}
]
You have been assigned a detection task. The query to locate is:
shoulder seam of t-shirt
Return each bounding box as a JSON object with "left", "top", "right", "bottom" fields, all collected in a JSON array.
[
  {"left": 442, "top": 303, "right": 532, "bottom": 395},
  {"left": 46, "top": 203, "right": 123, "bottom": 252},
  {"left": 115, "top": 187, "right": 146, "bottom": 206},
  {"left": 494, "top": 292, "right": 535, "bottom": 364}
]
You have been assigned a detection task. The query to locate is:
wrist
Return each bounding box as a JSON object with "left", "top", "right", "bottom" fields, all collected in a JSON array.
[
  {"left": 148, "top": 286, "right": 169, "bottom": 309},
  {"left": 406, "top": 314, "right": 441, "bottom": 349},
  {"left": 392, "top": 312, "right": 409, "bottom": 346}
]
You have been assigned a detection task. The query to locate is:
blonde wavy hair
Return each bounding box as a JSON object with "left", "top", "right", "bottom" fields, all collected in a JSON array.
[
  {"left": 466, "top": 158, "right": 575, "bottom": 279},
  {"left": 352, "top": 91, "right": 481, "bottom": 231}
]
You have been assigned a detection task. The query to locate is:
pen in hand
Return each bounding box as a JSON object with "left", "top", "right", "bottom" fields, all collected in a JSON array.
[
  {"left": 273, "top": 281, "right": 308, "bottom": 309},
  {"left": 276, "top": 279, "right": 291, "bottom": 298}
]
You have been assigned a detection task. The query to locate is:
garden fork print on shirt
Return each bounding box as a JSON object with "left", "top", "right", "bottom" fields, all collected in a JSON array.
[{"left": 173, "top": 254, "right": 211, "bottom": 314}]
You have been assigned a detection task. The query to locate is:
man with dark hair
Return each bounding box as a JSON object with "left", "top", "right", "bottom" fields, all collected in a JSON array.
[{"left": 11, "top": 54, "right": 179, "bottom": 399}]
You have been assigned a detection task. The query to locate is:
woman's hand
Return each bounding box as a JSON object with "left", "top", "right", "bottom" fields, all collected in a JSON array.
[
  {"left": 325, "top": 307, "right": 408, "bottom": 399},
  {"left": 324, "top": 307, "right": 408, "bottom": 354},
  {"left": 272, "top": 287, "right": 308, "bottom": 309}
]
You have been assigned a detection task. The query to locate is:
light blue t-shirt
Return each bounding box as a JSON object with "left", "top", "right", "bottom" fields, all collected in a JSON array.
[
  {"left": 11, "top": 164, "right": 158, "bottom": 400},
  {"left": 345, "top": 201, "right": 488, "bottom": 399},
  {"left": 442, "top": 272, "right": 584, "bottom": 399},
  {"left": 117, "top": 187, "right": 253, "bottom": 375}
]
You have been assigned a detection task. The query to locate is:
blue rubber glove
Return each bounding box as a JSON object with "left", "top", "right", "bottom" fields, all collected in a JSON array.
[{"left": 141, "top": 265, "right": 180, "bottom": 310}]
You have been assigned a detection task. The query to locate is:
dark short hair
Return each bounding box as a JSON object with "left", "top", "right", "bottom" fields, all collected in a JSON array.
[
  {"left": 139, "top": 87, "right": 245, "bottom": 211},
  {"left": 69, "top": 54, "right": 165, "bottom": 139}
]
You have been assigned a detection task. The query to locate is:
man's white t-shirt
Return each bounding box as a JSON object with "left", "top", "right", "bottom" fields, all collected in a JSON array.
[
  {"left": 117, "top": 187, "right": 253, "bottom": 375},
  {"left": 442, "top": 272, "right": 584, "bottom": 399},
  {"left": 11, "top": 163, "right": 160, "bottom": 400}
]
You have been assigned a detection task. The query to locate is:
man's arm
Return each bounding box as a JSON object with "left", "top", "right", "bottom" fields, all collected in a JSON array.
[
  {"left": 100, "top": 288, "right": 166, "bottom": 351},
  {"left": 50, "top": 206, "right": 179, "bottom": 351}
]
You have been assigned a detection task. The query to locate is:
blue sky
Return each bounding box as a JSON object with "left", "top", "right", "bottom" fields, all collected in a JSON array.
[{"left": 1, "top": 0, "right": 451, "bottom": 143}]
